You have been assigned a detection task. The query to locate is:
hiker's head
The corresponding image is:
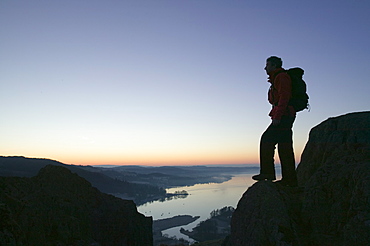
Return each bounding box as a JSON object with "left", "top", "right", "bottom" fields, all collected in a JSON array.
[{"left": 265, "top": 56, "right": 282, "bottom": 73}]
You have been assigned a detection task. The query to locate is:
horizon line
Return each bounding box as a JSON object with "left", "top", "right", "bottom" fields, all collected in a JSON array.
[{"left": 0, "top": 156, "right": 259, "bottom": 167}]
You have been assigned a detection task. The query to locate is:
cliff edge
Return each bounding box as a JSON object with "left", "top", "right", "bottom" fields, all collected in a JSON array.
[
  {"left": 0, "top": 165, "right": 153, "bottom": 246},
  {"left": 228, "top": 111, "right": 370, "bottom": 246}
]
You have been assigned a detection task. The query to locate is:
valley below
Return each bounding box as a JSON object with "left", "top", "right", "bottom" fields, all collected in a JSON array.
[{"left": 0, "top": 156, "right": 258, "bottom": 245}]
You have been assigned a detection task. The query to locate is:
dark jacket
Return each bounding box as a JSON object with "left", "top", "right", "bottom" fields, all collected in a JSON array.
[{"left": 267, "top": 68, "right": 296, "bottom": 120}]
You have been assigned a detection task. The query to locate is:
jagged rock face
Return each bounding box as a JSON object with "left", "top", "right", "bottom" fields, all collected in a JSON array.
[
  {"left": 0, "top": 165, "right": 153, "bottom": 246},
  {"left": 297, "top": 112, "right": 370, "bottom": 245},
  {"left": 228, "top": 111, "right": 370, "bottom": 246},
  {"left": 297, "top": 111, "right": 370, "bottom": 185}
]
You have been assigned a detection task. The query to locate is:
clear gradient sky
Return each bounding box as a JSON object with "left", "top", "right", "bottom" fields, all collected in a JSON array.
[{"left": 1, "top": 0, "right": 369, "bottom": 166}]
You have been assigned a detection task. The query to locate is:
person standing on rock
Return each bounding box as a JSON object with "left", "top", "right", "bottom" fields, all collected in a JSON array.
[{"left": 252, "top": 56, "right": 298, "bottom": 187}]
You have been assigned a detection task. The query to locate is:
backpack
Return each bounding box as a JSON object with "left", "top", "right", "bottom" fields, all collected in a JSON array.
[{"left": 285, "top": 67, "right": 309, "bottom": 112}]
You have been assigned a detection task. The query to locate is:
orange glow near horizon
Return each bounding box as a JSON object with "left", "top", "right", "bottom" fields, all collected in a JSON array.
[
  {"left": 2, "top": 130, "right": 305, "bottom": 167},
  {"left": 59, "top": 154, "right": 260, "bottom": 166},
  {"left": 64, "top": 155, "right": 301, "bottom": 167},
  {"left": 3, "top": 142, "right": 260, "bottom": 166},
  {"left": 3, "top": 145, "right": 305, "bottom": 167}
]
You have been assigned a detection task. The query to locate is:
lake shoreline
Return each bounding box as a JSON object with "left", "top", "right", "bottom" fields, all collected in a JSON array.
[
  {"left": 137, "top": 173, "right": 262, "bottom": 242},
  {"left": 153, "top": 215, "right": 200, "bottom": 245},
  {"left": 153, "top": 215, "right": 200, "bottom": 232}
]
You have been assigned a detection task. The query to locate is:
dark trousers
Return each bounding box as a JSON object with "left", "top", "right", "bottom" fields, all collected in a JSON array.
[{"left": 259, "top": 116, "right": 297, "bottom": 182}]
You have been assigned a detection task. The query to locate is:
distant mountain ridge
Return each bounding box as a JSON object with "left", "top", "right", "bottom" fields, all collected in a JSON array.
[
  {"left": 0, "top": 157, "right": 255, "bottom": 199},
  {"left": 0, "top": 156, "right": 166, "bottom": 205},
  {"left": 98, "top": 164, "right": 255, "bottom": 188}
]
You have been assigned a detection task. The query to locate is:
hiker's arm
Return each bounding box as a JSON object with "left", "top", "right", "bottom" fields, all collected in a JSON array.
[
  {"left": 273, "top": 73, "right": 291, "bottom": 120},
  {"left": 272, "top": 119, "right": 281, "bottom": 125}
]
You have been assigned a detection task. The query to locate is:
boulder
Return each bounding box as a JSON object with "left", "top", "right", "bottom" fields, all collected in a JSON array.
[
  {"left": 229, "top": 181, "right": 302, "bottom": 246},
  {"left": 297, "top": 112, "right": 370, "bottom": 245}
]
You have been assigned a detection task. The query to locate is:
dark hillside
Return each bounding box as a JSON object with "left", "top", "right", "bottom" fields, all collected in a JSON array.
[
  {"left": 0, "top": 165, "right": 152, "bottom": 245},
  {"left": 0, "top": 156, "right": 65, "bottom": 176},
  {"left": 0, "top": 156, "right": 166, "bottom": 205}
]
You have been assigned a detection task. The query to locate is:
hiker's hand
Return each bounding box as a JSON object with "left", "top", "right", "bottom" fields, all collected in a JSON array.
[{"left": 272, "top": 119, "right": 280, "bottom": 125}]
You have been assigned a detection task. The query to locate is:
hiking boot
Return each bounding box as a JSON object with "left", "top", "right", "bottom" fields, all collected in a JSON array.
[
  {"left": 274, "top": 179, "right": 297, "bottom": 187},
  {"left": 252, "top": 174, "right": 276, "bottom": 181}
]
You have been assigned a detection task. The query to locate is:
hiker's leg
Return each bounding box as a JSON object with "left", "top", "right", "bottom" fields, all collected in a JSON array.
[
  {"left": 259, "top": 123, "right": 277, "bottom": 178},
  {"left": 277, "top": 116, "right": 297, "bottom": 185},
  {"left": 278, "top": 142, "right": 297, "bottom": 184}
]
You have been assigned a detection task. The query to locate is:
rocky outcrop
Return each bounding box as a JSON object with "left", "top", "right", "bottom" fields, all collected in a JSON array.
[
  {"left": 228, "top": 182, "right": 303, "bottom": 246},
  {"left": 228, "top": 111, "right": 370, "bottom": 246},
  {"left": 297, "top": 111, "right": 370, "bottom": 245},
  {"left": 0, "top": 165, "right": 153, "bottom": 246}
]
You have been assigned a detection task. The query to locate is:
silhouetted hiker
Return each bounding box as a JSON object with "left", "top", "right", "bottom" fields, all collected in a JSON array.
[{"left": 252, "top": 56, "right": 298, "bottom": 187}]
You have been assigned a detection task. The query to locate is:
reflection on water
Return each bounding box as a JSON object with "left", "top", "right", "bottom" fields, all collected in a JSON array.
[
  {"left": 164, "top": 194, "right": 188, "bottom": 201},
  {"left": 137, "top": 172, "right": 258, "bottom": 241},
  {"left": 146, "top": 190, "right": 189, "bottom": 204}
]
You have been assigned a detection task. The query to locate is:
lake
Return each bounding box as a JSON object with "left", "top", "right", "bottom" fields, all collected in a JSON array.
[{"left": 137, "top": 167, "right": 282, "bottom": 241}]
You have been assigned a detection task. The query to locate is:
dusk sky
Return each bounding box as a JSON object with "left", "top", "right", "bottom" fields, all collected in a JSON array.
[{"left": 1, "top": 0, "right": 369, "bottom": 166}]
